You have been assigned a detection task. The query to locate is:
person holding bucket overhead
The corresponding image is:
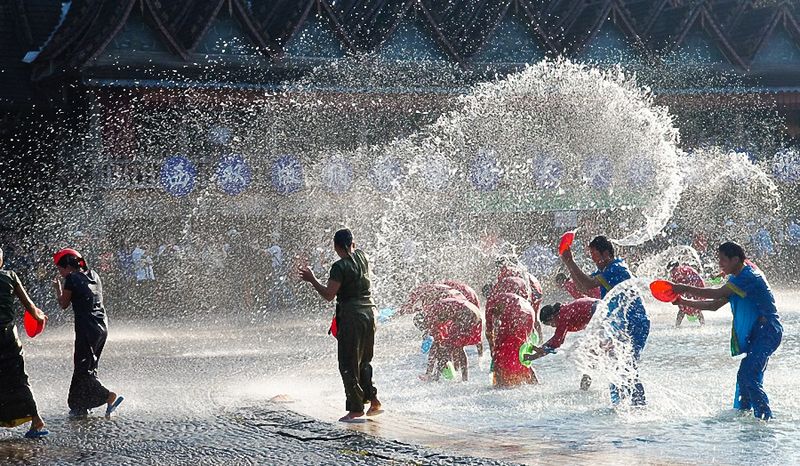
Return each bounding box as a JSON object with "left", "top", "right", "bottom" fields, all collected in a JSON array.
[
  {"left": 298, "top": 229, "right": 383, "bottom": 423},
  {"left": 560, "top": 235, "right": 650, "bottom": 406},
  {"left": 52, "top": 248, "right": 124, "bottom": 418},
  {"left": 0, "top": 247, "right": 49, "bottom": 438}
]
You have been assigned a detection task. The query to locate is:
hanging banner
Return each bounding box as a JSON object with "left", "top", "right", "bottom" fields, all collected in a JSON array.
[
  {"left": 470, "top": 148, "right": 500, "bottom": 192},
  {"left": 160, "top": 155, "right": 197, "bottom": 197},
  {"left": 421, "top": 154, "right": 451, "bottom": 192},
  {"left": 271, "top": 154, "right": 304, "bottom": 195},
  {"left": 321, "top": 157, "right": 354, "bottom": 194},
  {"left": 627, "top": 157, "right": 655, "bottom": 186},
  {"left": 217, "top": 154, "right": 251, "bottom": 196},
  {"left": 582, "top": 154, "right": 613, "bottom": 189},
  {"left": 772, "top": 149, "right": 800, "bottom": 183},
  {"left": 530, "top": 154, "right": 563, "bottom": 189},
  {"left": 369, "top": 156, "right": 405, "bottom": 192}
]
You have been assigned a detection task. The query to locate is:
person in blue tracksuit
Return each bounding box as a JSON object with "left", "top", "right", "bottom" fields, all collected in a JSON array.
[
  {"left": 561, "top": 235, "right": 650, "bottom": 406},
  {"left": 670, "top": 241, "right": 782, "bottom": 420}
]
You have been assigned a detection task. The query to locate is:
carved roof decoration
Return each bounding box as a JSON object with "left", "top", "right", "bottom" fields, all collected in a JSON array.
[{"left": 0, "top": 0, "right": 798, "bottom": 87}]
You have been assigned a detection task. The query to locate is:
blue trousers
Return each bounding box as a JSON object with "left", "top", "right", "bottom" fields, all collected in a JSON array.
[
  {"left": 610, "top": 316, "right": 650, "bottom": 406},
  {"left": 734, "top": 317, "right": 782, "bottom": 420}
]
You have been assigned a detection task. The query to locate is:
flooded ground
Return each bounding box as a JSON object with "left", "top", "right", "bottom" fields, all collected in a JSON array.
[{"left": 2, "top": 290, "right": 798, "bottom": 465}]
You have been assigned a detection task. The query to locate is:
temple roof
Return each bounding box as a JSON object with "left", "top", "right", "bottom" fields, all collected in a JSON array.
[{"left": 2, "top": 0, "right": 800, "bottom": 106}]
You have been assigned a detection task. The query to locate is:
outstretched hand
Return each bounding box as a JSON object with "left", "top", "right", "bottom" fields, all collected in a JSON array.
[
  {"left": 522, "top": 345, "right": 550, "bottom": 361},
  {"left": 560, "top": 248, "right": 573, "bottom": 262},
  {"left": 297, "top": 265, "right": 315, "bottom": 283}
]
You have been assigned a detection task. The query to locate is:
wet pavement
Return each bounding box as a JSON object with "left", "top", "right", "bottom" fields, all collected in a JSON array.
[
  {"left": 4, "top": 302, "right": 797, "bottom": 466},
  {"left": 0, "top": 404, "right": 514, "bottom": 465},
  {"left": 0, "top": 316, "right": 516, "bottom": 465}
]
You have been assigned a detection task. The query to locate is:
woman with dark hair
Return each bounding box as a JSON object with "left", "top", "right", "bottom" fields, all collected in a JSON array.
[
  {"left": 0, "top": 248, "right": 49, "bottom": 438},
  {"left": 299, "top": 229, "right": 382, "bottom": 423},
  {"left": 52, "top": 249, "right": 123, "bottom": 418},
  {"left": 669, "top": 241, "right": 782, "bottom": 420}
]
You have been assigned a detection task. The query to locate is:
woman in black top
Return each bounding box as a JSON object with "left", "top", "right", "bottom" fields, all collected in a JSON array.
[
  {"left": 0, "top": 248, "right": 48, "bottom": 438},
  {"left": 52, "top": 249, "right": 123, "bottom": 417},
  {"left": 299, "top": 229, "right": 383, "bottom": 423}
]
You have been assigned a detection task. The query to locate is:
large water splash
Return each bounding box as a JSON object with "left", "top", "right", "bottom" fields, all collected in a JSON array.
[{"left": 341, "top": 59, "right": 685, "bottom": 302}]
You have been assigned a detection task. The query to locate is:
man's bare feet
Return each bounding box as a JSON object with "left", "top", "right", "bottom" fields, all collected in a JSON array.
[{"left": 366, "top": 399, "right": 384, "bottom": 416}]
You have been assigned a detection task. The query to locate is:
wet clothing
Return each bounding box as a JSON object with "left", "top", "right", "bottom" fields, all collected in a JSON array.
[
  {"left": 592, "top": 258, "right": 649, "bottom": 406},
  {"left": 329, "top": 250, "right": 377, "bottom": 412},
  {"left": 64, "top": 270, "right": 111, "bottom": 411},
  {"left": 401, "top": 283, "right": 457, "bottom": 316},
  {"left": 562, "top": 279, "right": 601, "bottom": 300},
  {"left": 543, "top": 298, "right": 598, "bottom": 350},
  {"left": 443, "top": 280, "right": 480, "bottom": 308},
  {"left": 0, "top": 327, "right": 38, "bottom": 427},
  {"left": 0, "top": 271, "right": 38, "bottom": 427},
  {"left": 425, "top": 297, "right": 482, "bottom": 348},
  {"left": 494, "top": 266, "right": 543, "bottom": 310},
  {"left": 735, "top": 318, "right": 782, "bottom": 419},
  {"left": 485, "top": 293, "right": 534, "bottom": 385},
  {"left": 0, "top": 271, "right": 22, "bottom": 326},
  {"left": 670, "top": 265, "right": 705, "bottom": 317},
  {"left": 725, "top": 265, "right": 782, "bottom": 419},
  {"left": 726, "top": 265, "right": 779, "bottom": 355}
]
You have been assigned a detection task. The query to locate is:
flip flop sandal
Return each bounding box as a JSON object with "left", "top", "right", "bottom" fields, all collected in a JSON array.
[
  {"left": 106, "top": 396, "right": 125, "bottom": 417},
  {"left": 24, "top": 428, "right": 49, "bottom": 439},
  {"left": 338, "top": 415, "right": 366, "bottom": 424}
]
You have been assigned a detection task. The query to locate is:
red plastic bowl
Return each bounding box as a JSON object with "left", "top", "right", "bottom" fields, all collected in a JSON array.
[
  {"left": 23, "top": 310, "right": 45, "bottom": 338},
  {"left": 558, "top": 230, "right": 577, "bottom": 255},
  {"left": 650, "top": 280, "right": 679, "bottom": 303}
]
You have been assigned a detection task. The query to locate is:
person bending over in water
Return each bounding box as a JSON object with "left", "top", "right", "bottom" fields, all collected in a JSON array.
[
  {"left": 0, "top": 248, "right": 49, "bottom": 438},
  {"left": 526, "top": 297, "right": 599, "bottom": 390},
  {"left": 667, "top": 261, "right": 705, "bottom": 327},
  {"left": 485, "top": 279, "right": 539, "bottom": 387},
  {"left": 669, "top": 242, "right": 782, "bottom": 421},
  {"left": 299, "top": 229, "right": 382, "bottom": 423},
  {"left": 418, "top": 294, "right": 481, "bottom": 382},
  {"left": 555, "top": 272, "right": 601, "bottom": 300}
]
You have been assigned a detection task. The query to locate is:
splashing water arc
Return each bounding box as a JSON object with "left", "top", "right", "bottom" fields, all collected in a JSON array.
[{"left": 353, "top": 60, "right": 684, "bottom": 301}]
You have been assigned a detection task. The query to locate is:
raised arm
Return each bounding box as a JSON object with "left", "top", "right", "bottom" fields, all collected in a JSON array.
[
  {"left": 52, "top": 276, "right": 71, "bottom": 310},
  {"left": 299, "top": 265, "right": 341, "bottom": 302},
  {"left": 560, "top": 249, "right": 601, "bottom": 293}
]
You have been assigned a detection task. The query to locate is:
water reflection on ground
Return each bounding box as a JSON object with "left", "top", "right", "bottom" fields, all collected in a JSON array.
[{"left": 3, "top": 292, "right": 798, "bottom": 465}]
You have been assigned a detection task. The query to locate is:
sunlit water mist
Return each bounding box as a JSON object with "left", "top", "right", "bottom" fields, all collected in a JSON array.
[
  {"left": 16, "top": 59, "right": 784, "bottom": 311},
  {"left": 3, "top": 55, "right": 794, "bottom": 464},
  {"left": 310, "top": 59, "right": 687, "bottom": 303},
  {"left": 634, "top": 245, "right": 706, "bottom": 278},
  {"left": 675, "top": 148, "right": 782, "bottom": 243}
]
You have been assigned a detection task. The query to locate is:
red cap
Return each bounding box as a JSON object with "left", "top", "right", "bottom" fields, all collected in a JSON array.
[{"left": 53, "top": 248, "right": 86, "bottom": 268}]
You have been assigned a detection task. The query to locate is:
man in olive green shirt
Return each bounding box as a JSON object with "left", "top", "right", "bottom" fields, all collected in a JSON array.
[{"left": 299, "top": 229, "right": 383, "bottom": 423}]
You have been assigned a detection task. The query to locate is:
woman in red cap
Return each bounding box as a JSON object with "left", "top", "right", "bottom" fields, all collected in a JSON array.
[{"left": 52, "top": 248, "right": 123, "bottom": 418}]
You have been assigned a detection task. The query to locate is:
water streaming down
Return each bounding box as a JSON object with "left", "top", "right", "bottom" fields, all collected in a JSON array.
[{"left": 3, "top": 58, "right": 798, "bottom": 465}]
